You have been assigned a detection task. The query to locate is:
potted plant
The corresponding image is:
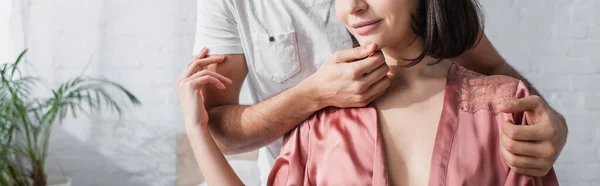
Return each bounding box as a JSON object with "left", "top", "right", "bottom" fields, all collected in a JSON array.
[{"left": 0, "top": 50, "right": 141, "bottom": 186}]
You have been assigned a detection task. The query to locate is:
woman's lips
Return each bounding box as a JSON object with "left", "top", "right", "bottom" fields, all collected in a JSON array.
[{"left": 351, "top": 19, "right": 382, "bottom": 35}]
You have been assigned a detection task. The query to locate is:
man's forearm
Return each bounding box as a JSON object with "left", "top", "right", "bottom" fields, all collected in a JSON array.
[{"left": 207, "top": 81, "right": 322, "bottom": 154}]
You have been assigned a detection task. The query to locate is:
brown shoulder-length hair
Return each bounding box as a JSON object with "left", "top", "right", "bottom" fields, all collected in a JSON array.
[{"left": 407, "top": 0, "right": 485, "bottom": 66}]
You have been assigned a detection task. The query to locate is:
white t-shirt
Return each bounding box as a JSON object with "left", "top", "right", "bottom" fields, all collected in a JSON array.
[{"left": 193, "top": 0, "right": 353, "bottom": 185}]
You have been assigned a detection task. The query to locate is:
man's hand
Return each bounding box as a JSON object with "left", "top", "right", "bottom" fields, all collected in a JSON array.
[
  {"left": 303, "top": 43, "right": 391, "bottom": 109},
  {"left": 498, "top": 95, "right": 568, "bottom": 176}
]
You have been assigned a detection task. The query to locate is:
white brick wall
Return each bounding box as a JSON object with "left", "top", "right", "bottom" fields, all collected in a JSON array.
[
  {"left": 481, "top": 0, "right": 600, "bottom": 185},
  {"left": 13, "top": 0, "right": 599, "bottom": 185}
]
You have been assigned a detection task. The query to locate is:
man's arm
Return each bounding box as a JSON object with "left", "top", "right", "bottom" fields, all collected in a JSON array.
[
  {"left": 202, "top": 54, "right": 322, "bottom": 154},
  {"left": 453, "top": 33, "right": 568, "bottom": 177},
  {"left": 202, "top": 44, "right": 389, "bottom": 154},
  {"left": 193, "top": 0, "right": 388, "bottom": 154},
  {"left": 192, "top": 0, "right": 312, "bottom": 154},
  {"left": 452, "top": 34, "right": 540, "bottom": 95}
]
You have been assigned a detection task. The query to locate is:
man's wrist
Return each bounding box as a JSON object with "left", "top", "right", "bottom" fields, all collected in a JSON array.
[{"left": 293, "top": 76, "right": 325, "bottom": 111}]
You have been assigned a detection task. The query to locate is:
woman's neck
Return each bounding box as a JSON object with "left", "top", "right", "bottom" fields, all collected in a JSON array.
[{"left": 380, "top": 38, "right": 450, "bottom": 87}]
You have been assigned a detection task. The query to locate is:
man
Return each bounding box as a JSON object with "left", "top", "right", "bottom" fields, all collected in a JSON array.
[{"left": 188, "top": 0, "right": 567, "bottom": 184}]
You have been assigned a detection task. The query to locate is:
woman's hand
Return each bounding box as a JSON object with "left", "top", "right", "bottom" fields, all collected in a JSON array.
[
  {"left": 176, "top": 48, "right": 232, "bottom": 130},
  {"left": 177, "top": 48, "right": 244, "bottom": 186}
]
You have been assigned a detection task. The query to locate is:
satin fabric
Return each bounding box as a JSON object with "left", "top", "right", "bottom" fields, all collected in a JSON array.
[{"left": 268, "top": 64, "right": 559, "bottom": 186}]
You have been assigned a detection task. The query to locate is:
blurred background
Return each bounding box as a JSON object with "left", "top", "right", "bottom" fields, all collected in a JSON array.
[{"left": 0, "top": 0, "right": 598, "bottom": 185}]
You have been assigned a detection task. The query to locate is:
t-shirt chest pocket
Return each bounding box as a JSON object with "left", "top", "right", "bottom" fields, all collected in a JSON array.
[{"left": 251, "top": 31, "right": 301, "bottom": 83}]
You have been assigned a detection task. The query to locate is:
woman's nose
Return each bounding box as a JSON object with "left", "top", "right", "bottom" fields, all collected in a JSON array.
[{"left": 346, "top": 0, "right": 368, "bottom": 15}]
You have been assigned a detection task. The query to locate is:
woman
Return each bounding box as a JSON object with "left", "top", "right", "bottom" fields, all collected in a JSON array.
[{"left": 178, "top": 0, "right": 559, "bottom": 185}]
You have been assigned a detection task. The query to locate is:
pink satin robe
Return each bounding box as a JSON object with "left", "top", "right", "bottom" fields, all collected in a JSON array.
[{"left": 267, "top": 64, "right": 559, "bottom": 186}]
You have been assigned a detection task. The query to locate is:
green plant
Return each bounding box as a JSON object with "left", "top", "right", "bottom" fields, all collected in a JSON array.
[{"left": 0, "top": 50, "right": 141, "bottom": 186}]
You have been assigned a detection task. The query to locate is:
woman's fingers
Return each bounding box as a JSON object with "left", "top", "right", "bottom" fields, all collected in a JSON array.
[
  {"left": 183, "top": 70, "right": 231, "bottom": 90},
  {"left": 188, "top": 48, "right": 209, "bottom": 67},
  {"left": 197, "top": 48, "right": 209, "bottom": 59},
  {"left": 181, "top": 55, "right": 226, "bottom": 79},
  {"left": 186, "top": 70, "right": 232, "bottom": 85},
  {"left": 187, "top": 75, "right": 226, "bottom": 90}
]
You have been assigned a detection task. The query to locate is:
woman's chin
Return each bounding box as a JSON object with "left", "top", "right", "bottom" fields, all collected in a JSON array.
[
  {"left": 357, "top": 38, "right": 383, "bottom": 49},
  {"left": 362, "top": 41, "right": 387, "bottom": 51}
]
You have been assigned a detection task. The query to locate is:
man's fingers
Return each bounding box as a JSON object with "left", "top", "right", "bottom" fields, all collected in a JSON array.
[
  {"left": 511, "top": 167, "right": 550, "bottom": 177},
  {"left": 351, "top": 52, "right": 385, "bottom": 76},
  {"left": 368, "top": 90, "right": 386, "bottom": 102},
  {"left": 501, "top": 133, "right": 541, "bottom": 157},
  {"left": 360, "top": 77, "right": 391, "bottom": 101},
  {"left": 359, "top": 90, "right": 386, "bottom": 107},
  {"left": 186, "top": 70, "right": 233, "bottom": 85},
  {"left": 181, "top": 56, "right": 226, "bottom": 79},
  {"left": 498, "top": 95, "right": 546, "bottom": 113},
  {"left": 501, "top": 145, "right": 553, "bottom": 177},
  {"left": 360, "top": 63, "right": 389, "bottom": 84},
  {"left": 500, "top": 146, "right": 549, "bottom": 170},
  {"left": 333, "top": 43, "right": 376, "bottom": 62},
  {"left": 502, "top": 120, "right": 553, "bottom": 141}
]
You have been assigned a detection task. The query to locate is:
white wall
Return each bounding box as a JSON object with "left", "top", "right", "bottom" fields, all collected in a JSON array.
[
  {"left": 11, "top": 0, "right": 600, "bottom": 185},
  {"left": 0, "top": 0, "right": 13, "bottom": 62},
  {"left": 20, "top": 0, "right": 198, "bottom": 185},
  {"left": 482, "top": 1, "right": 600, "bottom": 185}
]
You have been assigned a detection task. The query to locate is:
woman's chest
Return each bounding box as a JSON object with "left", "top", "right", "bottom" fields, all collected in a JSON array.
[{"left": 375, "top": 91, "right": 445, "bottom": 185}]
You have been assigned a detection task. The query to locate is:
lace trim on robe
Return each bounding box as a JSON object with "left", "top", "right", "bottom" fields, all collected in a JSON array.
[{"left": 456, "top": 66, "right": 518, "bottom": 115}]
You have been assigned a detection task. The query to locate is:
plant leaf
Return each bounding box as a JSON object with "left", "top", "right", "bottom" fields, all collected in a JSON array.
[{"left": 11, "top": 50, "right": 27, "bottom": 76}]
